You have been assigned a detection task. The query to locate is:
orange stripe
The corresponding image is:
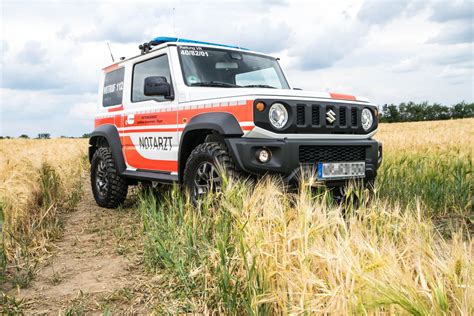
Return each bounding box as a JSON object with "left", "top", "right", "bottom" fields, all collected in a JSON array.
[
  {"left": 122, "top": 136, "right": 178, "bottom": 172},
  {"left": 94, "top": 117, "right": 115, "bottom": 128},
  {"left": 119, "top": 125, "right": 254, "bottom": 134},
  {"left": 108, "top": 104, "right": 124, "bottom": 112},
  {"left": 120, "top": 128, "right": 178, "bottom": 133},
  {"left": 330, "top": 93, "right": 357, "bottom": 101},
  {"left": 103, "top": 63, "right": 119, "bottom": 73},
  {"left": 178, "top": 100, "right": 253, "bottom": 123},
  {"left": 121, "top": 136, "right": 133, "bottom": 146},
  {"left": 95, "top": 99, "right": 254, "bottom": 131},
  {"left": 126, "top": 111, "right": 177, "bottom": 127}
]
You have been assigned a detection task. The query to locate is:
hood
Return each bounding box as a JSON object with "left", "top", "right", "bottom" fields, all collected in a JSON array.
[{"left": 182, "top": 87, "right": 374, "bottom": 105}]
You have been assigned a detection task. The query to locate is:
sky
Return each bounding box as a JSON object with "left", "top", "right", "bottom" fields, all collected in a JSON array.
[{"left": 0, "top": 0, "right": 473, "bottom": 137}]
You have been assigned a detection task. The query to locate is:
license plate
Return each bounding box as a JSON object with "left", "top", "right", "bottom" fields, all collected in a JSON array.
[{"left": 317, "top": 161, "right": 365, "bottom": 180}]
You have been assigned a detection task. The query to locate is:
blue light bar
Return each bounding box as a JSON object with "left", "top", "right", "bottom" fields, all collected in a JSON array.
[{"left": 149, "top": 36, "right": 249, "bottom": 50}]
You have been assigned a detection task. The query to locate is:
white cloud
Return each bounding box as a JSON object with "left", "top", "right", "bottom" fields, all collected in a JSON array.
[
  {"left": 358, "top": 0, "right": 410, "bottom": 24},
  {"left": 391, "top": 58, "right": 421, "bottom": 73},
  {"left": 429, "top": 21, "right": 473, "bottom": 45},
  {"left": 429, "top": 0, "right": 474, "bottom": 22},
  {"left": 430, "top": 45, "right": 473, "bottom": 66},
  {"left": 290, "top": 21, "right": 369, "bottom": 69},
  {"left": 68, "top": 101, "right": 96, "bottom": 120},
  {"left": 18, "top": 41, "right": 48, "bottom": 64},
  {"left": 77, "top": 5, "right": 165, "bottom": 43},
  {"left": 439, "top": 66, "right": 473, "bottom": 81},
  {"left": 0, "top": 88, "right": 96, "bottom": 137},
  {"left": 0, "top": 40, "right": 8, "bottom": 54}
]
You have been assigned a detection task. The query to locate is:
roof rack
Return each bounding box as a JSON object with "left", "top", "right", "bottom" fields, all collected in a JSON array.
[{"left": 138, "top": 36, "right": 248, "bottom": 54}]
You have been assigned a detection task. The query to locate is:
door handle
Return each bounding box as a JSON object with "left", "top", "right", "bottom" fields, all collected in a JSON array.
[{"left": 126, "top": 114, "right": 135, "bottom": 125}]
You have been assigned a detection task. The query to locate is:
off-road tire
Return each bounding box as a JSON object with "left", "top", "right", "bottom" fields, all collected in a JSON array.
[
  {"left": 183, "top": 142, "right": 238, "bottom": 202},
  {"left": 331, "top": 179, "right": 376, "bottom": 205},
  {"left": 91, "top": 147, "right": 128, "bottom": 208}
]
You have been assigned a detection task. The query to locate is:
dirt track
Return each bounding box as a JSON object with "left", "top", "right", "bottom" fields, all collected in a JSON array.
[{"left": 10, "top": 179, "right": 166, "bottom": 314}]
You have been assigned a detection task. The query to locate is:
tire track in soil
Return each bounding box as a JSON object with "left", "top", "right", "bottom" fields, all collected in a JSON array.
[{"left": 9, "top": 178, "right": 166, "bottom": 314}]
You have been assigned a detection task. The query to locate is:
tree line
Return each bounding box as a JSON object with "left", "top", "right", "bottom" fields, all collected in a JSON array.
[
  {"left": 380, "top": 101, "right": 474, "bottom": 123},
  {"left": 0, "top": 133, "right": 91, "bottom": 139}
]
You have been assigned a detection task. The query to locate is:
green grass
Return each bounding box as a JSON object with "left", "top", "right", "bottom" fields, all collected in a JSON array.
[
  {"left": 1, "top": 292, "right": 24, "bottom": 314},
  {"left": 378, "top": 151, "right": 473, "bottom": 216},
  {"left": 0, "top": 203, "right": 6, "bottom": 284},
  {"left": 140, "top": 186, "right": 266, "bottom": 313}
]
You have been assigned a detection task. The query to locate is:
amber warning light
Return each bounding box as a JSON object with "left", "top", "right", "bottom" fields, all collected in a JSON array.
[{"left": 256, "top": 102, "right": 266, "bottom": 112}]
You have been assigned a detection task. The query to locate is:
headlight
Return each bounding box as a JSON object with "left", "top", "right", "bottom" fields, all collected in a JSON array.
[
  {"left": 269, "top": 103, "right": 288, "bottom": 129},
  {"left": 361, "top": 108, "right": 373, "bottom": 131}
]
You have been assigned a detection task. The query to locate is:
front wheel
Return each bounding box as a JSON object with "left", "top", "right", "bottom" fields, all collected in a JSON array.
[
  {"left": 330, "top": 179, "right": 375, "bottom": 204},
  {"left": 183, "top": 142, "right": 237, "bottom": 203},
  {"left": 91, "top": 147, "right": 128, "bottom": 208}
]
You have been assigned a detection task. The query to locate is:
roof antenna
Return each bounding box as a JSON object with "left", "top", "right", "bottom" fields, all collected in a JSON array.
[
  {"left": 172, "top": 7, "right": 176, "bottom": 36},
  {"left": 106, "top": 41, "right": 115, "bottom": 63}
]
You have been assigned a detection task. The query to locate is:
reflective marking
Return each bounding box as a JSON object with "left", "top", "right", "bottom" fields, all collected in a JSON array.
[{"left": 245, "top": 126, "right": 377, "bottom": 139}]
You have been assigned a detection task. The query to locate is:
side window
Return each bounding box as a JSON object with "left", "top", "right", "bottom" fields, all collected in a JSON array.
[
  {"left": 132, "top": 54, "right": 172, "bottom": 103},
  {"left": 102, "top": 68, "right": 125, "bottom": 107}
]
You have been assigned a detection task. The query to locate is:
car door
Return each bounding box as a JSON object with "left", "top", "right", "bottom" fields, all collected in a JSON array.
[{"left": 121, "top": 50, "right": 179, "bottom": 174}]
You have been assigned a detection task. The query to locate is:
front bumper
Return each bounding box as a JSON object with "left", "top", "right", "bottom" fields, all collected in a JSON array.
[{"left": 225, "top": 137, "right": 382, "bottom": 183}]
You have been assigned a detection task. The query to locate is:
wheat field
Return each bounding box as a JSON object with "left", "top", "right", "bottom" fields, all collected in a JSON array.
[
  {"left": 1, "top": 119, "right": 473, "bottom": 314},
  {"left": 377, "top": 118, "right": 473, "bottom": 153},
  {"left": 376, "top": 119, "right": 473, "bottom": 217},
  {"left": 0, "top": 139, "right": 87, "bottom": 286}
]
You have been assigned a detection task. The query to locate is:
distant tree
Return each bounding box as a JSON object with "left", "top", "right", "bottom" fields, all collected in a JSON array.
[
  {"left": 431, "top": 103, "right": 450, "bottom": 120},
  {"left": 381, "top": 104, "right": 400, "bottom": 123},
  {"left": 82, "top": 133, "right": 91, "bottom": 138},
  {"left": 37, "top": 133, "right": 51, "bottom": 139},
  {"left": 451, "top": 102, "right": 474, "bottom": 119},
  {"left": 0, "top": 136, "right": 4, "bottom": 139},
  {"left": 380, "top": 101, "right": 474, "bottom": 123},
  {"left": 19, "top": 134, "right": 29, "bottom": 139}
]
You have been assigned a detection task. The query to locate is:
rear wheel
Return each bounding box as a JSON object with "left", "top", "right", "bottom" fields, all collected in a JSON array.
[
  {"left": 91, "top": 147, "right": 128, "bottom": 208},
  {"left": 183, "top": 142, "right": 237, "bottom": 203}
]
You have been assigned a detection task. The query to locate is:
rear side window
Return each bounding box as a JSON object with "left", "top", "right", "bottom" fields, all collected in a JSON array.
[
  {"left": 102, "top": 67, "right": 125, "bottom": 107},
  {"left": 132, "top": 54, "right": 172, "bottom": 103}
]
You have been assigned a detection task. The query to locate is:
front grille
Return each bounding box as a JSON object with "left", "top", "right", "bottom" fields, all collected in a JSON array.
[
  {"left": 311, "top": 105, "right": 320, "bottom": 125},
  {"left": 299, "top": 146, "right": 366, "bottom": 163},
  {"left": 296, "top": 105, "right": 305, "bottom": 125},
  {"left": 351, "top": 108, "right": 357, "bottom": 126},
  {"left": 339, "top": 108, "right": 346, "bottom": 126}
]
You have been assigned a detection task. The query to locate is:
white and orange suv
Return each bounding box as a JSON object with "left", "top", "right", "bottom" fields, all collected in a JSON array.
[{"left": 89, "top": 37, "right": 382, "bottom": 207}]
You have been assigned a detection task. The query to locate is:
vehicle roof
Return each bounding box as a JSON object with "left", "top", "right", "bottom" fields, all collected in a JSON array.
[{"left": 103, "top": 37, "right": 276, "bottom": 70}]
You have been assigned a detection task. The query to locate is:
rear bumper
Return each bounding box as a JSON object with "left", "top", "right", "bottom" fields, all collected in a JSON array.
[{"left": 225, "top": 137, "right": 382, "bottom": 183}]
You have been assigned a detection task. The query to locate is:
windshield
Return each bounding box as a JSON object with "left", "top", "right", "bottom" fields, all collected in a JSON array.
[{"left": 178, "top": 46, "right": 290, "bottom": 89}]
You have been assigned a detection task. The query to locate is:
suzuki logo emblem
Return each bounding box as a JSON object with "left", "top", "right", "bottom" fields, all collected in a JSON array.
[{"left": 326, "top": 109, "right": 336, "bottom": 124}]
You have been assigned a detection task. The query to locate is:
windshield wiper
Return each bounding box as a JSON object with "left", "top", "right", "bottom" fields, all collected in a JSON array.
[
  {"left": 190, "top": 81, "right": 241, "bottom": 88},
  {"left": 242, "top": 84, "right": 277, "bottom": 89}
]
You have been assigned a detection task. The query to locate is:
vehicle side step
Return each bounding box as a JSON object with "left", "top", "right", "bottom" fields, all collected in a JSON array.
[{"left": 121, "top": 170, "right": 178, "bottom": 184}]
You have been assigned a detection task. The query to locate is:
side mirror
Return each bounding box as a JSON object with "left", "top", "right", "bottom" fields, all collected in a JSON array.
[{"left": 144, "top": 76, "right": 172, "bottom": 98}]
